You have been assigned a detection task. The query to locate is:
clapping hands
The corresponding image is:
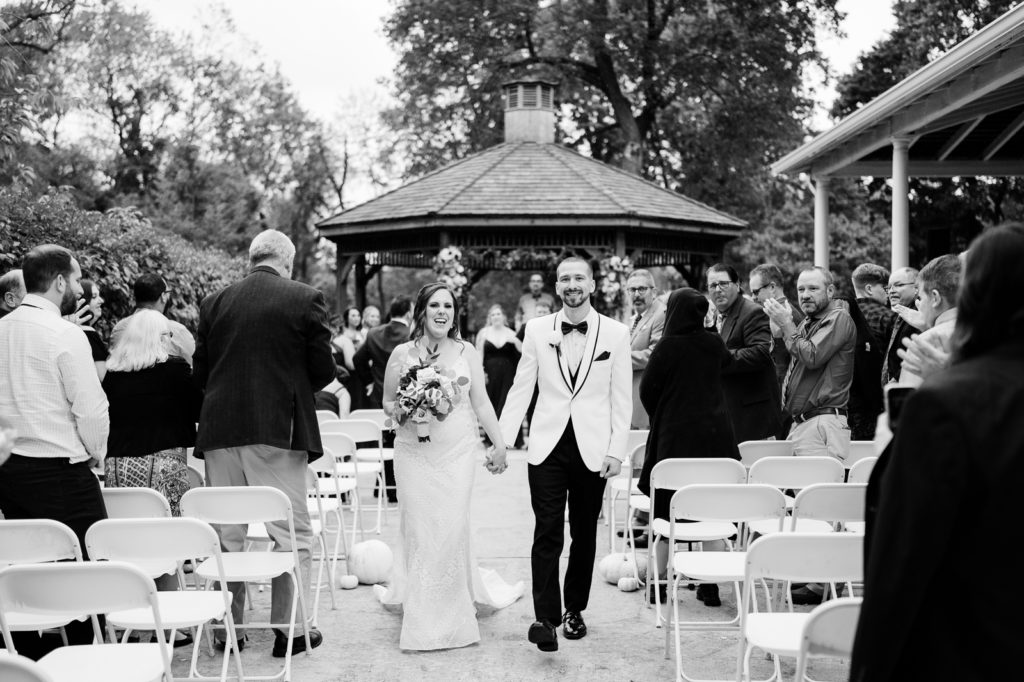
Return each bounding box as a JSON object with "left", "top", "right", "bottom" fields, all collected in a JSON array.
[{"left": 898, "top": 333, "right": 951, "bottom": 381}]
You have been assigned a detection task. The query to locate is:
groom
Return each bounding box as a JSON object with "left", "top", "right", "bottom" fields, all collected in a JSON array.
[{"left": 500, "top": 256, "right": 632, "bottom": 652}]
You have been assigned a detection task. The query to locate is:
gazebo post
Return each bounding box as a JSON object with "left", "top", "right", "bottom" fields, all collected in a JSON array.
[
  {"left": 890, "top": 137, "right": 912, "bottom": 270},
  {"left": 354, "top": 255, "right": 368, "bottom": 311},
  {"left": 813, "top": 175, "right": 830, "bottom": 268}
]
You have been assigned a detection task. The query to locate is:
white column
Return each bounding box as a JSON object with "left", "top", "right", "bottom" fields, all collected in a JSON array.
[
  {"left": 813, "top": 176, "right": 830, "bottom": 268},
  {"left": 891, "top": 137, "right": 911, "bottom": 270}
]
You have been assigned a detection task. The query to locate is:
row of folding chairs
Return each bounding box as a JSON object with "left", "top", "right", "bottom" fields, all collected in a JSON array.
[
  {"left": 0, "top": 486, "right": 322, "bottom": 682},
  {"left": 608, "top": 436, "right": 879, "bottom": 554}
]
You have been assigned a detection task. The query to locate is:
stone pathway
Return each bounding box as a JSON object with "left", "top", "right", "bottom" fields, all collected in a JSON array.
[{"left": 170, "top": 450, "right": 852, "bottom": 681}]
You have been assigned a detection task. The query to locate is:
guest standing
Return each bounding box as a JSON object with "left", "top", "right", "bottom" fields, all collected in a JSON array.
[
  {"left": 626, "top": 269, "right": 665, "bottom": 430},
  {"left": 851, "top": 223, "right": 1024, "bottom": 682},
  {"left": 897, "top": 255, "right": 960, "bottom": 386},
  {"left": 109, "top": 273, "right": 195, "bottom": 366},
  {"left": 193, "top": 230, "right": 335, "bottom": 656},
  {"left": 707, "top": 264, "right": 780, "bottom": 443},
  {"left": 0, "top": 244, "right": 109, "bottom": 657},
  {"left": 881, "top": 267, "right": 920, "bottom": 385},
  {"left": 362, "top": 305, "right": 381, "bottom": 330},
  {"left": 515, "top": 272, "right": 555, "bottom": 331},
  {"left": 331, "top": 306, "right": 365, "bottom": 411},
  {"left": 476, "top": 304, "right": 522, "bottom": 417},
  {"left": 78, "top": 279, "right": 107, "bottom": 380},
  {"left": 637, "top": 288, "right": 738, "bottom": 607},
  {"left": 0, "top": 268, "right": 25, "bottom": 318},
  {"left": 103, "top": 310, "right": 201, "bottom": 518}
]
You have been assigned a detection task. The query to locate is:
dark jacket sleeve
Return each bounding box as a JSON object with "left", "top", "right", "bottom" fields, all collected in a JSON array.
[
  {"left": 723, "top": 304, "right": 773, "bottom": 374},
  {"left": 639, "top": 343, "right": 668, "bottom": 417},
  {"left": 353, "top": 335, "right": 374, "bottom": 387},
  {"left": 306, "top": 291, "right": 336, "bottom": 392},
  {"left": 171, "top": 359, "right": 204, "bottom": 424},
  {"left": 192, "top": 295, "right": 212, "bottom": 391}
]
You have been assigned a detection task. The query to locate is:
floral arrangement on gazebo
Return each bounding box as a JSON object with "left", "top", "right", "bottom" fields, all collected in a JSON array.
[{"left": 433, "top": 246, "right": 633, "bottom": 322}]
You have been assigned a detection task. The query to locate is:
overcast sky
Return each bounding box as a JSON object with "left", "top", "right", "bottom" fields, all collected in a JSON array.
[{"left": 130, "top": 0, "right": 897, "bottom": 126}]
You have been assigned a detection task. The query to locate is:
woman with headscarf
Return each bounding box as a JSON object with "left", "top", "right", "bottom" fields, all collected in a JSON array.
[{"left": 637, "top": 287, "right": 738, "bottom": 607}]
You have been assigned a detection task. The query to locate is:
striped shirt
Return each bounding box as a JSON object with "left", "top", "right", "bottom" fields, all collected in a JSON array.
[{"left": 0, "top": 294, "right": 109, "bottom": 463}]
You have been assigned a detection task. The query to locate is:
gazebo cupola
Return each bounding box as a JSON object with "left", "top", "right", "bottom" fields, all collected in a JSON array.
[{"left": 503, "top": 80, "right": 556, "bottom": 144}]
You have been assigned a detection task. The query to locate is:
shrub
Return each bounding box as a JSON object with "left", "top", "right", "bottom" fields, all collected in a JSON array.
[{"left": 0, "top": 187, "right": 247, "bottom": 335}]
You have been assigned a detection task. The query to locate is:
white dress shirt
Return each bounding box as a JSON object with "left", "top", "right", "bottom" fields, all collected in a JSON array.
[
  {"left": 558, "top": 308, "right": 597, "bottom": 376},
  {"left": 0, "top": 294, "right": 109, "bottom": 463}
]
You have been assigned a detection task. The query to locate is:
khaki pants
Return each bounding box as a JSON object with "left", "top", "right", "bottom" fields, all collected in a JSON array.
[
  {"left": 788, "top": 414, "right": 851, "bottom": 463},
  {"left": 204, "top": 445, "right": 312, "bottom": 629}
]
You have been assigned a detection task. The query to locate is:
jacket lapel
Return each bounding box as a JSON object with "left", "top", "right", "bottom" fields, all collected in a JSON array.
[
  {"left": 552, "top": 316, "right": 573, "bottom": 393},
  {"left": 571, "top": 314, "right": 601, "bottom": 398}
]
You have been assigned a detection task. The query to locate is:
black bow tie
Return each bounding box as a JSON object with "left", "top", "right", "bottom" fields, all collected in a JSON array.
[{"left": 561, "top": 320, "right": 588, "bottom": 335}]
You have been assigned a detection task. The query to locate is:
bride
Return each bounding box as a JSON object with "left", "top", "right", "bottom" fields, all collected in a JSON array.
[{"left": 376, "top": 282, "right": 524, "bottom": 650}]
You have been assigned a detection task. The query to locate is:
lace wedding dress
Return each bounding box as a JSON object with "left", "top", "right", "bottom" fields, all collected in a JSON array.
[{"left": 376, "top": 351, "right": 524, "bottom": 650}]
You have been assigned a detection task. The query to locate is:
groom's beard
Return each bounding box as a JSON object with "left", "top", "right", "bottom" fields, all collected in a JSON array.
[{"left": 560, "top": 289, "right": 588, "bottom": 308}]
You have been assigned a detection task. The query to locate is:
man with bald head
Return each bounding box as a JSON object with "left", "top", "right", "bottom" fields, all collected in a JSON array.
[
  {"left": 0, "top": 269, "right": 25, "bottom": 319},
  {"left": 881, "top": 267, "right": 919, "bottom": 386}
]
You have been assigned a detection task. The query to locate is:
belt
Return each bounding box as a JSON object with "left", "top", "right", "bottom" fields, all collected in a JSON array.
[{"left": 792, "top": 407, "right": 847, "bottom": 424}]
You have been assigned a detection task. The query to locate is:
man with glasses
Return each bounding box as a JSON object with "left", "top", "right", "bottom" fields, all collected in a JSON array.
[
  {"left": 882, "top": 267, "right": 920, "bottom": 386},
  {"left": 707, "top": 263, "right": 780, "bottom": 443},
  {"left": 748, "top": 264, "right": 804, "bottom": 386},
  {"left": 625, "top": 270, "right": 665, "bottom": 430}
]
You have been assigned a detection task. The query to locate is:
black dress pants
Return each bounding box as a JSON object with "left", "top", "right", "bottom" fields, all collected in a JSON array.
[
  {"left": 0, "top": 455, "right": 107, "bottom": 659},
  {"left": 528, "top": 420, "right": 607, "bottom": 624}
]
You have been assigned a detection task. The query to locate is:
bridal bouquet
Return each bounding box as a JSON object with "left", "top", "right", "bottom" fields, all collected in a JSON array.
[{"left": 390, "top": 358, "right": 469, "bottom": 442}]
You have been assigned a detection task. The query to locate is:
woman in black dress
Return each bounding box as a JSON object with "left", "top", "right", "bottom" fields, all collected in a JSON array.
[
  {"left": 78, "top": 279, "right": 107, "bottom": 380},
  {"left": 475, "top": 304, "right": 522, "bottom": 417},
  {"left": 637, "top": 287, "right": 739, "bottom": 606}
]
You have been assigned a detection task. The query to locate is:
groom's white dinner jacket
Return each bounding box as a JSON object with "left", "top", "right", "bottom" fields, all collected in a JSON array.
[{"left": 499, "top": 309, "right": 632, "bottom": 471}]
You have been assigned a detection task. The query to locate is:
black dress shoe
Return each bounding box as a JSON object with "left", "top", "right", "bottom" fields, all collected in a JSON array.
[
  {"left": 528, "top": 620, "right": 558, "bottom": 652},
  {"left": 561, "top": 610, "right": 587, "bottom": 640},
  {"left": 616, "top": 528, "right": 646, "bottom": 539},
  {"left": 696, "top": 583, "right": 721, "bottom": 607},
  {"left": 272, "top": 628, "right": 323, "bottom": 658},
  {"left": 790, "top": 586, "right": 824, "bottom": 605}
]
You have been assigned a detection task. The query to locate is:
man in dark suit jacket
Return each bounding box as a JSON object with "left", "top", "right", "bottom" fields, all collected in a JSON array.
[
  {"left": 194, "top": 229, "right": 335, "bottom": 657},
  {"left": 707, "top": 264, "right": 780, "bottom": 443},
  {"left": 353, "top": 295, "right": 412, "bottom": 503}
]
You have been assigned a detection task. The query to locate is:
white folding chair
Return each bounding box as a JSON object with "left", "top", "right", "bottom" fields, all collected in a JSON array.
[
  {"left": 320, "top": 423, "right": 387, "bottom": 533},
  {"left": 667, "top": 484, "right": 788, "bottom": 682},
  {"left": 306, "top": 456, "right": 356, "bottom": 592},
  {"left": 180, "top": 486, "right": 313, "bottom": 682},
  {"left": 794, "top": 597, "right": 863, "bottom": 682},
  {"left": 845, "top": 441, "right": 876, "bottom": 469},
  {"left": 607, "top": 438, "right": 647, "bottom": 551},
  {"left": 321, "top": 432, "right": 375, "bottom": 542},
  {"left": 0, "top": 561, "right": 174, "bottom": 682},
  {"left": 847, "top": 456, "right": 877, "bottom": 484},
  {"left": 646, "top": 458, "right": 748, "bottom": 625},
  {"left": 790, "top": 483, "right": 867, "bottom": 534},
  {"left": 101, "top": 487, "right": 172, "bottom": 519},
  {"left": 0, "top": 520, "right": 84, "bottom": 643},
  {"left": 738, "top": 440, "right": 794, "bottom": 469},
  {"left": 347, "top": 408, "right": 387, "bottom": 427},
  {"left": 85, "top": 518, "right": 245, "bottom": 682},
  {"left": 745, "top": 456, "right": 846, "bottom": 536},
  {"left": 316, "top": 410, "right": 339, "bottom": 424},
  {"left": 0, "top": 653, "right": 56, "bottom": 682},
  {"left": 736, "top": 533, "right": 864, "bottom": 682}
]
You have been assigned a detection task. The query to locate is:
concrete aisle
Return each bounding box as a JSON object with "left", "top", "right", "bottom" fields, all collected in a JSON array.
[{"left": 170, "top": 450, "right": 851, "bottom": 681}]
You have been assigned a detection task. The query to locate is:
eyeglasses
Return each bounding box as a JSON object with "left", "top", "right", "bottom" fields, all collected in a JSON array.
[
  {"left": 750, "top": 283, "right": 769, "bottom": 297},
  {"left": 886, "top": 282, "right": 916, "bottom": 291},
  {"left": 626, "top": 286, "right": 651, "bottom": 295},
  {"left": 707, "top": 281, "right": 734, "bottom": 291}
]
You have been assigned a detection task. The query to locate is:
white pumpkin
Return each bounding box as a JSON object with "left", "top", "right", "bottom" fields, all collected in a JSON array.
[
  {"left": 598, "top": 553, "right": 634, "bottom": 584},
  {"left": 337, "top": 574, "right": 359, "bottom": 590},
  {"left": 618, "top": 576, "right": 640, "bottom": 592},
  {"left": 349, "top": 540, "right": 394, "bottom": 585}
]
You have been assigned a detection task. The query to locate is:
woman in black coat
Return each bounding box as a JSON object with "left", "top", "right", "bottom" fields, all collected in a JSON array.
[{"left": 637, "top": 287, "right": 738, "bottom": 606}]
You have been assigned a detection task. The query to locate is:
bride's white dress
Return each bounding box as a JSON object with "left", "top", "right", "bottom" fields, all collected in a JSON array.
[{"left": 376, "top": 351, "right": 524, "bottom": 650}]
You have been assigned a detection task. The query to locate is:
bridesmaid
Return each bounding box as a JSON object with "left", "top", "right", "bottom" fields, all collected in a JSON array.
[{"left": 475, "top": 304, "right": 522, "bottom": 417}]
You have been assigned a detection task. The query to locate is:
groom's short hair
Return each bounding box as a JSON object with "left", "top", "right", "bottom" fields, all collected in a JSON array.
[{"left": 556, "top": 256, "right": 593, "bottom": 278}]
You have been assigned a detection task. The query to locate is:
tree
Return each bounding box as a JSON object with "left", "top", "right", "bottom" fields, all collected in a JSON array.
[
  {"left": 831, "top": 0, "right": 1024, "bottom": 258},
  {"left": 383, "top": 0, "right": 841, "bottom": 223}
]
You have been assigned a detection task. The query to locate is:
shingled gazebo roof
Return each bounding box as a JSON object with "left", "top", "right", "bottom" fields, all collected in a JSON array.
[{"left": 317, "top": 141, "right": 745, "bottom": 269}]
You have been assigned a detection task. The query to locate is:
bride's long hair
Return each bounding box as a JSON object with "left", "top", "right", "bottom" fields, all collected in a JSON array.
[{"left": 411, "top": 282, "right": 463, "bottom": 342}]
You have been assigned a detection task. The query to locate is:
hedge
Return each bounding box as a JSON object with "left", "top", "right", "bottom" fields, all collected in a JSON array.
[{"left": 0, "top": 187, "right": 247, "bottom": 335}]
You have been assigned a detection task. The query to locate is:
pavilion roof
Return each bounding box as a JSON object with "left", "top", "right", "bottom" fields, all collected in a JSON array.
[
  {"left": 317, "top": 141, "right": 746, "bottom": 233},
  {"left": 771, "top": 3, "right": 1024, "bottom": 178}
]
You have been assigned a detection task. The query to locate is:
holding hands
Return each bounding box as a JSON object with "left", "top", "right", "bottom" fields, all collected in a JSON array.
[{"left": 485, "top": 444, "right": 508, "bottom": 475}]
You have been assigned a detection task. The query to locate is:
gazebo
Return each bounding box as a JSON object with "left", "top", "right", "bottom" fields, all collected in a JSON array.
[
  {"left": 317, "top": 80, "right": 746, "bottom": 310},
  {"left": 771, "top": 3, "right": 1024, "bottom": 270}
]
